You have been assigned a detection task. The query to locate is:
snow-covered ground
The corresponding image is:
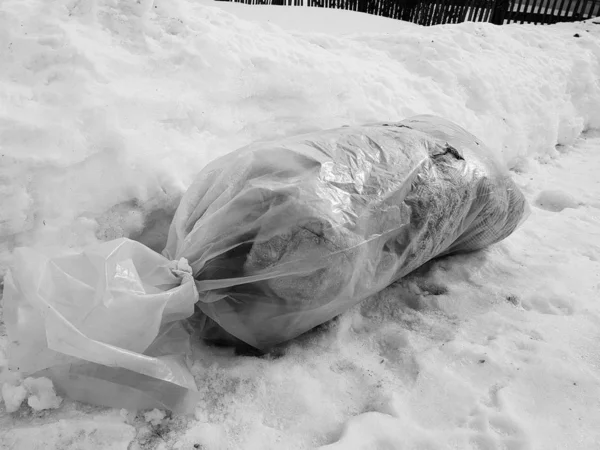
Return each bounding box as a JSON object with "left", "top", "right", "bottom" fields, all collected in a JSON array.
[{"left": 1, "top": 0, "right": 600, "bottom": 448}]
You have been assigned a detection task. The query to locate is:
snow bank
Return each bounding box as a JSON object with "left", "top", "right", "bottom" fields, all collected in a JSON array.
[{"left": 0, "top": 0, "right": 599, "bottom": 279}]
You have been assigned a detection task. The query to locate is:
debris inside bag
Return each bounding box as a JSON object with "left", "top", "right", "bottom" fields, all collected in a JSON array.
[
  {"left": 3, "top": 114, "right": 528, "bottom": 413},
  {"left": 166, "top": 115, "right": 528, "bottom": 352}
]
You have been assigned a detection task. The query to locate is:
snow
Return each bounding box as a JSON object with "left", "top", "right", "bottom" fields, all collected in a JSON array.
[
  {"left": 1, "top": 377, "right": 62, "bottom": 413},
  {"left": 22, "top": 377, "right": 63, "bottom": 411},
  {"left": 0, "top": 0, "right": 599, "bottom": 449},
  {"left": 143, "top": 408, "right": 166, "bottom": 426},
  {"left": 195, "top": 0, "right": 419, "bottom": 34},
  {"left": 1, "top": 383, "right": 28, "bottom": 414},
  {"left": 534, "top": 189, "right": 580, "bottom": 212},
  {"left": 2, "top": 417, "right": 136, "bottom": 450}
]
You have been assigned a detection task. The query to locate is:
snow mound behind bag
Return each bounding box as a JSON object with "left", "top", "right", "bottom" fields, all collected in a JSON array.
[
  {"left": 164, "top": 115, "right": 529, "bottom": 351},
  {"left": 3, "top": 239, "right": 202, "bottom": 413}
]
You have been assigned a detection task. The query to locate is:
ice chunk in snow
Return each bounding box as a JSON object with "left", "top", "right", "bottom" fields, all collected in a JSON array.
[
  {"left": 1, "top": 382, "right": 28, "bottom": 413},
  {"left": 144, "top": 408, "right": 166, "bottom": 426},
  {"left": 23, "top": 377, "right": 63, "bottom": 411},
  {"left": 120, "top": 409, "right": 138, "bottom": 425}
]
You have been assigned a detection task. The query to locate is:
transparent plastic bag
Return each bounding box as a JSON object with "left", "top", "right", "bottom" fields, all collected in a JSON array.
[
  {"left": 164, "top": 115, "right": 529, "bottom": 351},
  {"left": 3, "top": 115, "right": 528, "bottom": 412},
  {"left": 3, "top": 238, "right": 202, "bottom": 413}
]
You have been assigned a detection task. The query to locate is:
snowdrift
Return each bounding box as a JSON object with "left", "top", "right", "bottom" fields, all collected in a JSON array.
[{"left": 0, "top": 0, "right": 599, "bottom": 282}]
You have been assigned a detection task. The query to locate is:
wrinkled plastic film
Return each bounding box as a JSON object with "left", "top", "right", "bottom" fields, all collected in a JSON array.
[
  {"left": 164, "top": 115, "right": 528, "bottom": 351},
  {"left": 39, "top": 362, "right": 202, "bottom": 414},
  {"left": 4, "top": 239, "right": 200, "bottom": 413}
]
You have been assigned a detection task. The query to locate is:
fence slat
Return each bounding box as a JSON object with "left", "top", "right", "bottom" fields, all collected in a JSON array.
[
  {"left": 441, "top": 0, "right": 452, "bottom": 23},
  {"left": 475, "top": 1, "right": 484, "bottom": 21},
  {"left": 429, "top": 0, "right": 437, "bottom": 23},
  {"left": 579, "top": 0, "right": 592, "bottom": 19},
  {"left": 441, "top": 1, "right": 452, "bottom": 22},
  {"left": 480, "top": 3, "right": 494, "bottom": 22},
  {"left": 434, "top": 0, "right": 448, "bottom": 23},
  {"left": 512, "top": 0, "right": 521, "bottom": 22},
  {"left": 538, "top": 0, "right": 549, "bottom": 23},
  {"left": 476, "top": 0, "right": 489, "bottom": 21},
  {"left": 592, "top": 0, "right": 600, "bottom": 18},
  {"left": 592, "top": 1, "right": 600, "bottom": 18},
  {"left": 435, "top": 0, "right": 444, "bottom": 22},
  {"left": 449, "top": 1, "right": 459, "bottom": 22},
  {"left": 466, "top": 0, "right": 476, "bottom": 20},
  {"left": 481, "top": 0, "right": 491, "bottom": 22},
  {"left": 563, "top": 0, "right": 578, "bottom": 20},
  {"left": 500, "top": 0, "right": 511, "bottom": 22},
  {"left": 416, "top": 1, "right": 425, "bottom": 23},
  {"left": 553, "top": 0, "right": 569, "bottom": 21},
  {"left": 469, "top": 0, "right": 479, "bottom": 22},
  {"left": 429, "top": 0, "right": 438, "bottom": 23},
  {"left": 417, "top": 0, "right": 429, "bottom": 25},
  {"left": 521, "top": 0, "right": 533, "bottom": 22},
  {"left": 473, "top": 0, "right": 483, "bottom": 21},
  {"left": 546, "top": 0, "right": 558, "bottom": 21},
  {"left": 581, "top": 0, "right": 592, "bottom": 18},
  {"left": 530, "top": 0, "right": 542, "bottom": 23},
  {"left": 459, "top": 0, "right": 469, "bottom": 22},
  {"left": 541, "top": 0, "right": 556, "bottom": 22},
  {"left": 543, "top": 0, "right": 560, "bottom": 23},
  {"left": 456, "top": 0, "right": 468, "bottom": 22},
  {"left": 479, "top": 0, "right": 490, "bottom": 22},
  {"left": 417, "top": 0, "right": 425, "bottom": 21},
  {"left": 569, "top": 0, "right": 585, "bottom": 20},
  {"left": 452, "top": 1, "right": 462, "bottom": 22},
  {"left": 390, "top": 0, "right": 398, "bottom": 18}
]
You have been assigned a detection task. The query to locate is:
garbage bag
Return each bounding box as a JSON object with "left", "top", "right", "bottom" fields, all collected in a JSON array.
[
  {"left": 164, "top": 115, "right": 528, "bottom": 351},
  {"left": 3, "top": 114, "right": 528, "bottom": 412}
]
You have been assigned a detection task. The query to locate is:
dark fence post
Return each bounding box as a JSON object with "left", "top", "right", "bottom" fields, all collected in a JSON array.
[{"left": 491, "top": 0, "right": 509, "bottom": 23}]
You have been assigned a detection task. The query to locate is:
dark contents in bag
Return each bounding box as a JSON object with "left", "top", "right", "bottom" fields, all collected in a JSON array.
[{"left": 163, "top": 115, "right": 528, "bottom": 352}]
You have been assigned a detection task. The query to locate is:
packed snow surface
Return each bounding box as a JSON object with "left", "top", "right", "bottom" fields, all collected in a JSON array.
[{"left": 1, "top": 0, "right": 600, "bottom": 449}]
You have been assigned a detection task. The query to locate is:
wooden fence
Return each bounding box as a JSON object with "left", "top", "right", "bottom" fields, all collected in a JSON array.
[
  {"left": 229, "top": 0, "right": 303, "bottom": 4},
  {"left": 219, "top": 0, "right": 600, "bottom": 25}
]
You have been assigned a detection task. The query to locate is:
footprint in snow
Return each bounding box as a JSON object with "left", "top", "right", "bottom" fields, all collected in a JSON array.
[
  {"left": 467, "top": 384, "right": 533, "bottom": 450},
  {"left": 521, "top": 294, "right": 575, "bottom": 316},
  {"left": 534, "top": 190, "right": 580, "bottom": 212},
  {"left": 374, "top": 327, "right": 420, "bottom": 384}
]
